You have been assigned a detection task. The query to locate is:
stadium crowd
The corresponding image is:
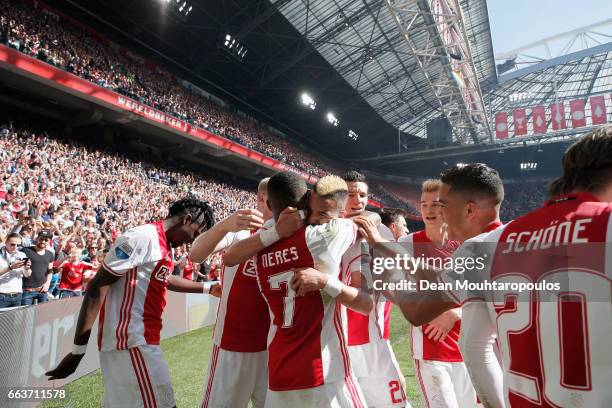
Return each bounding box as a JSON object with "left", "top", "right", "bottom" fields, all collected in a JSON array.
[
  {"left": 0, "top": 0, "right": 411, "bottom": 210},
  {"left": 0, "top": 118, "right": 253, "bottom": 307},
  {"left": 500, "top": 181, "right": 549, "bottom": 222},
  {"left": 0, "top": 0, "right": 337, "bottom": 177}
]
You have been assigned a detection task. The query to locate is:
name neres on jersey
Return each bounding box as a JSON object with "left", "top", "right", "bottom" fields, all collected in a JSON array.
[
  {"left": 502, "top": 218, "right": 592, "bottom": 254},
  {"left": 260, "top": 246, "right": 299, "bottom": 268}
]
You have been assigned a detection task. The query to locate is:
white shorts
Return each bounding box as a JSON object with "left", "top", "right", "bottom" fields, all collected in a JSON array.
[
  {"left": 99, "top": 344, "right": 175, "bottom": 408},
  {"left": 200, "top": 344, "right": 267, "bottom": 408},
  {"left": 349, "top": 340, "right": 410, "bottom": 407},
  {"left": 414, "top": 360, "right": 481, "bottom": 408},
  {"left": 265, "top": 378, "right": 367, "bottom": 408}
]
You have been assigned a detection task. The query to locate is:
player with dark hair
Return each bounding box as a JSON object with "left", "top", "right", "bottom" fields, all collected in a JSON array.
[
  {"left": 446, "top": 127, "right": 612, "bottom": 407},
  {"left": 340, "top": 170, "right": 409, "bottom": 408},
  {"left": 438, "top": 163, "right": 504, "bottom": 242},
  {"left": 356, "top": 163, "right": 505, "bottom": 324},
  {"left": 341, "top": 170, "right": 369, "bottom": 216},
  {"left": 380, "top": 208, "right": 408, "bottom": 241},
  {"left": 47, "top": 198, "right": 217, "bottom": 408},
  {"left": 398, "top": 179, "right": 478, "bottom": 408},
  {"left": 224, "top": 174, "right": 372, "bottom": 407}
]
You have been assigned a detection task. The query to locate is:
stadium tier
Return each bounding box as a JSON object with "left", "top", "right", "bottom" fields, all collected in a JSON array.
[{"left": 1, "top": 0, "right": 611, "bottom": 407}]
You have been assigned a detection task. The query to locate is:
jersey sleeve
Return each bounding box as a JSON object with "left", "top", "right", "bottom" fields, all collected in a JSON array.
[
  {"left": 342, "top": 242, "right": 362, "bottom": 278},
  {"left": 306, "top": 218, "right": 357, "bottom": 275},
  {"left": 438, "top": 226, "right": 505, "bottom": 305},
  {"left": 459, "top": 301, "right": 505, "bottom": 408},
  {"left": 103, "top": 227, "right": 155, "bottom": 276}
]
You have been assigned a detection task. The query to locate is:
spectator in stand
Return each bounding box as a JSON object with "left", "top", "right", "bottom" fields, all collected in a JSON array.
[
  {"left": 179, "top": 244, "right": 196, "bottom": 281},
  {"left": 0, "top": 0, "right": 339, "bottom": 178},
  {"left": 0, "top": 232, "right": 31, "bottom": 308},
  {"left": 207, "top": 252, "right": 222, "bottom": 281},
  {"left": 57, "top": 247, "right": 93, "bottom": 298},
  {"left": 21, "top": 229, "right": 54, "bottom": 305},
  {"left": 81, "top": 242, "right": 98, "bottom": 263},
  {"left": 500, "top": 181, "right": 549, "bottom": 222},
  {"left": 82, "top": 251, "right": 102, "bottom": 294}
]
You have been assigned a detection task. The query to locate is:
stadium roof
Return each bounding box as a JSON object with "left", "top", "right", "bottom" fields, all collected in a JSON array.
[
  {"left": 488, "top": 20, "right": 612, "bottom": 130},
  {"left": 273, "top": 0, "right": 497, "bottom": 141},
  {"left": 47, "top": 0, "right": 435, "bottom": 159}
]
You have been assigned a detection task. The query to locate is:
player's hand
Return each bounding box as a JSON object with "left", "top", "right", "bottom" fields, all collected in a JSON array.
[
  {"left": 224, "top": 209, "right": 265, "bottom": 232},
  {"left": 424, "top": 308, "right": 461, "bottom": 342},
  {"left": 440, "top": 222, "right": 449, "bottom": 245},
  {"left": 275, "top": 207, "right": 304, "bottom": 239},
  {"left": 291, "top": 268, "right": 327, "bottom": 296},
  {"left": 350, "top": 210, "right": 381, "bottom": 227},
  {"left": 46, "top": 353, "right": 85, "bottom": 380},
  {"left": 353, "top": 216, "right": 385, "bottom": 243},
  {"left": 210, "top": 283, "right": 222, "bottom": 298}
]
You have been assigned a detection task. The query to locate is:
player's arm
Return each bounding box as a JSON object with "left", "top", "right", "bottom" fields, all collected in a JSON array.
[
  {"left": 166, "top": 274, "right": 219, "bottom": 296},
  {"left": 348, "top": 210, "right": 381, "bottom": 226},
  {"left": 353, "top": 215, "right": 458, "bottom": 325},
  {"left": 223, "top": 207, "right": 304, "bottom": 266},
  {"left": 46, "top": 266, "right": 121, "bottom": 380},
  {"left": 189, "top": 209, "right": 264, "bottom": 263},
  {"left": 459, "top": 301, "right": 505, "bottom": 408},
  {"left": 47, "top": 229, "right": 152, "bottom": 380},
  {"left": 291, "top": 267, "right": 373, "bottom": 315}
]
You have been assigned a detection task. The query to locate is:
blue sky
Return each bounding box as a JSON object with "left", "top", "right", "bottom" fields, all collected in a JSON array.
[{"left": 487, "top": 0, "right": 612, "bottom": 54}]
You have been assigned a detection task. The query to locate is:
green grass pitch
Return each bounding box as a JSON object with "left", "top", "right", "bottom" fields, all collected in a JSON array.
[{"left": 42, "top": 307, "right": 424, "bottom": 407}]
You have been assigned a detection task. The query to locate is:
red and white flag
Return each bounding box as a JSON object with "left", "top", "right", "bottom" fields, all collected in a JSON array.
[
  {"left": 550, "top": 102, "right": 566, "bottom": 131},
  {"left": 590, "top": 95, "right": 607, "bottom": 125},
  {"left": 532, "top": 106, "right": 547, "bottom": 134},
  {"left": 569, "top": 99, "right": 586, "bottom": 128},
  {"left": 495, "top": 112, "right": 509, "bottom": 139},
  {"left": 513, "top": 109, "right": 527, "bottom": 136}
]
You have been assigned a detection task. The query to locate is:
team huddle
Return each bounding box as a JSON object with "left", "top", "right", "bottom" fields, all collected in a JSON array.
[{"left": 46, "top": 126, "right": 612, "bottom": 408}]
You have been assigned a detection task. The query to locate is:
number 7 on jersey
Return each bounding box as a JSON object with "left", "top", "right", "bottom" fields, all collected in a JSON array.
[{"left": 268, "top": 271, "right": 296, "bottom": 328}]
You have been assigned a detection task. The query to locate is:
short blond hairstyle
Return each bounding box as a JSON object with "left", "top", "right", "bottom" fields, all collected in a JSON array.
[
  {"left": 258, "top": 177, "right": 270, "bottom": 195},
  {"left": 315, "top": 175, "right": 348, "bottom": 196},
  {"left": 421, "top": 179, "right": 442, "bottom": 193}
]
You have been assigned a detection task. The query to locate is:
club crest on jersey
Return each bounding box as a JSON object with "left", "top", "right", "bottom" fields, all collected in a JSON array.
[
  {"left": 154, "top": 265, "right": 172, "bottom": 282},
  {"left": 240, "top": 258, "right": 257, "bottom": 277}
]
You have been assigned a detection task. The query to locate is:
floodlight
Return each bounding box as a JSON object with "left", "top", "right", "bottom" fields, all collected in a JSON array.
[
  {"left": 327, "top": 112, "right": 339, "bottom": 126},
  {"left": 301, "top": 93, "right": 316, "bottom": 110}
]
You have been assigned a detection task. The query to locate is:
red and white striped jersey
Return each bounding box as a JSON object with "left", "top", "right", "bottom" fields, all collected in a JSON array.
[
  {"left": 442, "top": 193, "right": 612, "bottom": 407},
  {"left": 400, "top": 230, "right": 462, "bottom": 362},
  {"left": 212, "top": 229, "right": 271, "bottom": 352},
  {"left": 98, "top": 221, "right": 174, "bottom": 352},
  {"left": 255, "top": 218, "right": 360, "bottom": 392},
  {"left": 344, "top": 224, "right": 394, "bottom": 346}
]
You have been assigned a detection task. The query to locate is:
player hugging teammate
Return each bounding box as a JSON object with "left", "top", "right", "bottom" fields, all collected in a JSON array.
[{"left": 47, "top": 125, "right": 612, "bottom": 408}]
